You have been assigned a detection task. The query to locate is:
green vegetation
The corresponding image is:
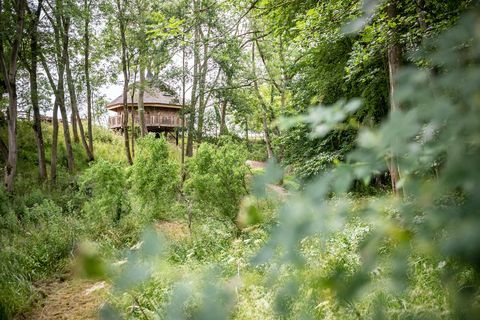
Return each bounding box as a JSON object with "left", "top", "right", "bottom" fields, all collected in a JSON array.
[
  {"left": 2, "top": 0, "right": 480, "bottom": 319},
  {"left": 185, "top": 139, "right": 249, "bottom": 226}
]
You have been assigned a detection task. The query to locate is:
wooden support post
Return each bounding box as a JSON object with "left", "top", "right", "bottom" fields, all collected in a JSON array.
[{"left": 175, "top": 128, "right": 179, "bottom": 146}]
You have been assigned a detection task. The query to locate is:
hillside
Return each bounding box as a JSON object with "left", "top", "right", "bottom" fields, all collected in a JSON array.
[{"left": 2, "top": 0, "right": 480, "bottom": 319}]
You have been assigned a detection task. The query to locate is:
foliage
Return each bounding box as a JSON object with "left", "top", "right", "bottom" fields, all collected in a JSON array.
[
  {"left": 97, "top": 5, "right": 480, "bottom": 320},
  {"left": 129, "top": 135, "right": 180, "bottom": 211},
  {"left": 0, "top": 199, "right": 78, "bottom": 319},
  {"left": 185, "top": 139, "right": 248, "bottom": 225},
  {"left": 79, "top": 159, "right": 129, "bottom": 222},
  {"left": 250, "top": 8, "right": 480, "bottom": 318}
]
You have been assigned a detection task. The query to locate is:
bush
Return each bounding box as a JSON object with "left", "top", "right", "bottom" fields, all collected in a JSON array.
[
  {"left": 129, "top": 135, "right": 180, "bottom": 212},
  {"left": 79, "top": 159, "right": 129, "bottom": 222},
  {"left": 185, "top": 139, "right": 248, "bottom": 225},
  {"left": 0, "top": 199, "right": 78, "bottom": 319}
]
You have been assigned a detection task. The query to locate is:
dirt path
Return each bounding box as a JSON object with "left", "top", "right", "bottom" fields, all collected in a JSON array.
[
  {"left": 246, "top": 160, "right": 288, "bottom": 197},
  {"left": 21, "top": 277, "right": 107, "bottom": 320},
  {"left": 21, "top": 222, "right": 188, "bottom": 320}
]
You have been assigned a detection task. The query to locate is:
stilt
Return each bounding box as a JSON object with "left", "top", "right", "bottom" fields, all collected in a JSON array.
[{"left": 175, "top": 128, "right": 179, "bottom": 146}]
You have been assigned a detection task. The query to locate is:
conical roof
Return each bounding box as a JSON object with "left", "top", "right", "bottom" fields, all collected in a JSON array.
[{"left": 106, "top": 87, "right": 181, "bottom": 109}]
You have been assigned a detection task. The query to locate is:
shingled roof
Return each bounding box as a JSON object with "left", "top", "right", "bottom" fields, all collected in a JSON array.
[{"left": 106, "top": 87, "right": 181, "bottom": 109}]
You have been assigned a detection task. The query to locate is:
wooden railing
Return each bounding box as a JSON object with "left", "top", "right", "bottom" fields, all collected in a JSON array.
[{"left": 109, "top": 114, "right": 182, "bottom": 129}]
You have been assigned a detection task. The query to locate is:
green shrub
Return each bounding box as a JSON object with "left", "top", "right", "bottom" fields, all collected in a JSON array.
[
  {"left": 129, "top": 135, "right": 180, "bottom": 212},
  {"left": 0, "top": 199, "right": 78, "bottom": 319},
  {"left": 185, "top": 140, "right": 248, "bottom": 225},
  {"left": 79, "top": 159, "right": 129, "bottom": 222}
]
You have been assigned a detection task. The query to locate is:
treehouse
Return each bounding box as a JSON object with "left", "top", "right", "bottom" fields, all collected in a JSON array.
[{"left": 107, "top": 87, "right": 183, "bottom": 142}]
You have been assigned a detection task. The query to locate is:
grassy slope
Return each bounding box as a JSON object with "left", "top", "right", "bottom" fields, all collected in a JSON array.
[
  {"left": 0, "top": 122, "right": 450, "bottom": 319},
  {"left": 0, "top": 121, "right": 126, "bottom": 318}
]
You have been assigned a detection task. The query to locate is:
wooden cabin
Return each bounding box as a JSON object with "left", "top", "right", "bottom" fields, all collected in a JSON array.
[{"left": 107, "top": 87, "right": 183, "bottom": 142}]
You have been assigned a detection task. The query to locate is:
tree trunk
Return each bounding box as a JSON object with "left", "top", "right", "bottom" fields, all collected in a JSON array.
[
  {"left": 40, "top": 53, "right": 61, "bottom": 184},
  {"left": 65, "top": 37, "right": 94, "bottom": 162},
  {"left": 64, "top": 18, "right": 93, "bottom": 161},
  {"left": 245, "top": 117, "right": 249, "bottom": 147},
  {"left": 181, "top": 35, "right": 186, "bottom": 166},
  {"left": 186, "top": 3, "right": 199, "bottom": 157},
  {"left": 28, "top": 0, "right": 47, "bottom": 181},
  {"left": 262, "top": 113, "right": 274, "bottom": 159},
  {"left": 0, "top": 0, "right": 26, "bottom": 193},
  {"left": 0, "top": 136, "right": 7, "bottom": 162},
  {"left": 196, "top": 27, "right": 209, "bottom": 143},
  {"left": 57, "top": 13, "right": 75, "bottom": 172},
  {"left": 219, "top": 100, "right": 228, "bottom": 135},
  {"left": 131, "top": 96, "right": 135, "bottom": 158},
  {"left": 387, "top": 0, "right": 402, "bottom": 195},
  {"left": 71, "top": 105, "right": 79, "bottom": 142},
  {"left": 51, "top": 98, "right": 59, "bottom": 184},
  {"left": 84, "top": 0, "right": 94, "bottom": 155},
  {"left": 251, "top": 40, "right": 275, "bottom": 160},
  {"left": 138, "top": 61, "right": 146, "bottom": 136},
  {"left": 116, "top": 0, "right": 133, "bottom": 165}
]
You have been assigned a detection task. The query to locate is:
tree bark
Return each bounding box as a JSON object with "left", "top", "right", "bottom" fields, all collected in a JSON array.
[
  {"left": 56, "top": 10, "right": 75, "bottom": 172},
  {"left": 40, "top": 53, "right": 60, "bottom": 184},
  {"left": 71, "top": 104, "right": 79, "bottom": 142},
  {"left": 186, "top": 2, "right": 199, "bottom": 157},
  {"left": 51, "top": 98, "right": 59, "bottom": 184},
  {"left": 84, "top": 0, "right": 94, "bottom": 155},
  {"left": 245, "top": 116, "right": 249, "bottom": 146},
  {"left": 138, "top": 61, "right": 146, "bottom": 136},
  {"left": 65, "top": 23, "right": 94, "bottom": 162},
  {"left": 0, "top": 136, "right": 7, "bottom": 162},
  {"left": 116, "top": 0, "right": 133, "bottom": 165},
  {"left": 27, "top": 0, "right": 47, "bottom": 181},
  {"left": 0, "top": 0, "right": 26, "bottom": 192},
  {"left": 181, "top": 35, "right": 186, "bottom": 166},
  {"left": 130, "top": 80, "right": 135, "bottom": 158},
  {"left": 196, "top": 26, "right": 210, "bottom": 142},
  {"left": 219, "top": 100, "right": 228, "bottom": 135},
  {"left": 252, "top": 41, "right": 274, "bottom": 159},
  {"left": 387, "top": 0, "right": 402, "bottom": 195}
]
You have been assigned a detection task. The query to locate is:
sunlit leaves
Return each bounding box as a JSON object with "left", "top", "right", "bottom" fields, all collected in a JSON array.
[{"left": 279, "top": 99, "right": 362, "bottom": 139}]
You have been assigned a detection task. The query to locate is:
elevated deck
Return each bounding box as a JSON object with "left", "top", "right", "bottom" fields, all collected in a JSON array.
[{"left": 109, "top": 114, "right": 182, "bottom": 130}]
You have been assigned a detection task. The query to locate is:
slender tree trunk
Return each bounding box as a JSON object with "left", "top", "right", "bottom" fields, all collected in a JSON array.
[
  {"left": 196, "top": 27, "right": 209, "bottom": 142},
  {"left": 84, "top": 0, "right": 93, "bottom": 155},
  {"left": 181, "top": 35, "right": 186, "bottom": 166},
  {"left": 116, "top": 0, "right": 133, "bottom": 165},
  {"left": 131, "top": 89, "right": 135, "bottom": 158},
  {"left": 28, "top": 0, "right": 47, "bottom": 181},
  {"left": 251, "top": 40, "right": 275, "bottom": 159},
  {"left": 262, "top": 114, "right": 274, "bottom": 159},
  {"left": 0, "top": 110, "right": 7, "bottom": 161},
  {"left": 51, "top": 98, "right": 59, "bottom": 184},
  {"left": 219, "top": 100, "right": 228, "bottom": 135},
  {"left": 65, "top": 35, "right": 93, "bottom": 162},
  {"left": 3, "top": 85, "right": 19, "bottom": 192},
  {"left": 138, "top": 61, "right": 146, "bottom": 136},
  {"left": 186, "top": 3, "right": 199, "bottom": 157},
  {"left": 0, "top": 0, "right": 26, "bottom": 192},
  {"left": 0, "top": 136, "right": 7, "bottom": 162},
  {"left": 40, "top": 53, "right": 61, "bottom": 184},
  {"left": 71, "top": 105, "right": 79, "bottom": 142},
  {"left": 245, "top": 117, "right": 249, "bottom": 147},
  {"left": 387, "top": 0, "right": 402, "bottom": 195},
  {"left": 57, "top": 13, "right": 75, "bottom": 172}
]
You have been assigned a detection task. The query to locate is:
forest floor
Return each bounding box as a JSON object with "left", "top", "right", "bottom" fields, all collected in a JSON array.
[
  {"left": 246, "top": 160, "right": 288, "bottom": 197},
  {"left": 21, "top": 221, "right": 190, "bottom": 320},
  {"left": 20, "top": 277, "right": 107, "bottom": 320}
]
